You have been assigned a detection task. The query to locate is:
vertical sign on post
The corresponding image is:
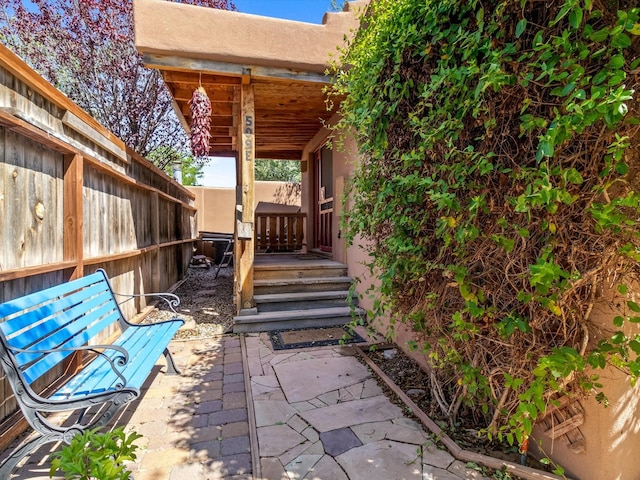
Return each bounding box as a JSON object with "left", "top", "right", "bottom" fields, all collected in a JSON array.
[{"left": 239, "top": 83, "right": 255, "bottom": 311}]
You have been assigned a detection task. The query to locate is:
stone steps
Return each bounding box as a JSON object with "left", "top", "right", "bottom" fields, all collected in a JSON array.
[
  {"left": 253, "top": 276, "right": 353, "bottom": 295},
  {"left": 253, "top": 290, "right": 356, "bottom": 312},
  {"left": 233, "top": 306, "right": 364, "bottom": 333}
]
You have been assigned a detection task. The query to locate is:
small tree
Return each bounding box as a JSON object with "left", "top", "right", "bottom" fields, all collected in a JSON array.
[
  {"left": 148, "top": 147, "right": 204, "bottom": 186},
  {"left": 0, "top": 0, "right": 234, "bottom": 162},
  {"left": 255, "top": 159, "right": 301, "bottom": 182}
]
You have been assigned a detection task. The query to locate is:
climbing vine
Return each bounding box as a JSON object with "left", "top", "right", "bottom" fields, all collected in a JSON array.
[{"left": 332, "top": 0, "right": 640, "bottom": 447}]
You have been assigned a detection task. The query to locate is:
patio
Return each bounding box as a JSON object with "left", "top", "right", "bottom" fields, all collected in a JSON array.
[{"left": 8, "top": 333, "right": 490, "bottom": 480}]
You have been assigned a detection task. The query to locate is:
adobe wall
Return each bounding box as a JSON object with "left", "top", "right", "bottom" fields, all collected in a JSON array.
[
  {"left": 530, "top": 294, "right": 640, "bottom": 480},
  {"left": 308, "top": 116, "right": 640, "bottom": 480},
  {"left": 189, "top": 181, "right": 300, "bottom": 234},
  {"left": 134, "top": 0, "right": 369, "bottom": 74}
]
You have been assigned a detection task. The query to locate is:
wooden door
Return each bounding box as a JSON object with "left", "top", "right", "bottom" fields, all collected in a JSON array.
[{"left": 314, "top": 144, "right": 333, "bottom": 252}]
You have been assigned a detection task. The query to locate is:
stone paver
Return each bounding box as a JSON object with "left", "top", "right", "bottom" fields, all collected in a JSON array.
[
  {"left": 9, "top": 331, "right": 490, "bottom": 480},
  {"left": 247, "top": 332, "right": 490, "bottom": 480},
  {"left": 319, "top": 428, "right": 362, "bottom": 456},
  {"left": 10, "top": 336, "right": 252, "bottom": 480},
  {"left": 336, "top": 440, "right": 423, "bottom": 479},
  {"left": 257, "top": 424, "right": 306, "bottom": 457},
  {"left": 300, "top": 395, "right": 403, "bottom": 432},
  {"left": 273, "top": 356, "right": 371, "bottom": 402}
]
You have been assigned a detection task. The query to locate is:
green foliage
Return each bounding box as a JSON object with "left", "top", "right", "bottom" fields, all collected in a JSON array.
[
  {"left": 332, "top": 0, "right": 639, "bottom": 448},
  {"left": 254, "top": 159, "right": 301, "bottom": 182},
  {"left": 148, "top": 146, "right": 204, "bottom": 186},
  {"left": 49, "top": 428, "right": 142, "bottom": 480}
]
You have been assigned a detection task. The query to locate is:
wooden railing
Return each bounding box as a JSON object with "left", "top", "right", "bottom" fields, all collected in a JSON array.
[{"left": 255, "top": 212, "right": 306, "bottom": 252}]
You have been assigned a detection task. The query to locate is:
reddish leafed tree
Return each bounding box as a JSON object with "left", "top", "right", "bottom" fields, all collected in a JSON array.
[{"left": 0, "top": 0, "right": 234, "bottom": 167}]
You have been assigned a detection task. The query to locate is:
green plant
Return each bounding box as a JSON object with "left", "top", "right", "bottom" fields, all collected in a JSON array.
[
  {"left": 332, "top": 0, "right": 639, "bottom": 450},
  {"left": 49, "top": 427, "right": 142, "bottom": 480}
]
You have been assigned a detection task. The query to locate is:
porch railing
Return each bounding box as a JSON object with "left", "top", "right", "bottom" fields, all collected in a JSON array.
[{"left": 255, "top": 212, "right": 306, "bottom": 252}]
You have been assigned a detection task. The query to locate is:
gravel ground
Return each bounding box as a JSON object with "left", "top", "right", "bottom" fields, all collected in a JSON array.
[{"left": 146, "top": 264, "right": 235, "bottom": 339}]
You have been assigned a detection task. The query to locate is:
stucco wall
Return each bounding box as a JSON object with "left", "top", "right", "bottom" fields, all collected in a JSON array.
[
  {"left": 530, "top": 295, "right": 640, "bottom": 480},
  {"left": 134, "top": 0, "right": 368, "bottom": 74},
  {"left": 190, "top": 181, "right": 300, "bottom": 234},
  {"left": 308, "top": 115, "right": 640, "bottom": 480}
]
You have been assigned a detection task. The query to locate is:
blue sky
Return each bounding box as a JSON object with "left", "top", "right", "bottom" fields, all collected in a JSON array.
[
  {"left": 234, "top": 0, "right": 336, "bottom": 24},
  {"left": 200, "top": 1, "right": 336, "bottom": 187}
]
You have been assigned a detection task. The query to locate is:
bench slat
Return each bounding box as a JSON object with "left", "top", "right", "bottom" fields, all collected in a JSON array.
[
  {"left": 1, "top": 282, "right": 110, "bottom": 340},
  {"left": 21, "top": 310, "right": 122, "bottom": 384},
  {"left": 51, "top": 320, "right": 182, "bottom": 398},
  {"left": 0, "top": 272, "right": 104, "bottom": 320},
  {"left": 117, "top": 322, "right": 183, "bottom": 388},
  {"left": 8, "top": 289, "right": 114, "bottom": 352},
  {"left": 0, "top": 268, "right": 184, "bottom": 476}
]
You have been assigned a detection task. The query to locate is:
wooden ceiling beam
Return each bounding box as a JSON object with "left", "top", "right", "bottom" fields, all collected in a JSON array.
[
  {"left": 146, "top": 53, "right": 332, "bottom": 84},
  {"left": 171, "top": 87, "right": 238, "bottom": 102},
  {"left": 181, "top": 103, "right": 233, "bottom": 117},
  {"left": 208, "top": 149, "right": 237, "bottom": 157},
  {"left": 255, "top": 150, "right": 303, "bottom": 160},
  {"left": 210, "top": 116, "right": 235, "bottom": 127},
  {"left": 162, "top": 70, "right": 241, "bottom": 85}
]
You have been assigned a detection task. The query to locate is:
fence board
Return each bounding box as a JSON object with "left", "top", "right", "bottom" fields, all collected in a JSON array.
[{"left": 0, "top": 51, "right": 197, "bottom": 435}]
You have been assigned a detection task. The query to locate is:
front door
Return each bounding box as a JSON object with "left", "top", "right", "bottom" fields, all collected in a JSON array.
[{"left": 314, "top": 144, "right": 333, "bottom": 252}]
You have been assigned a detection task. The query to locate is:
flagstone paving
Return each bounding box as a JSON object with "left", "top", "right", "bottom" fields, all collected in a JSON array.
[
  {"left": 245, "top": 332, "right": 489, "bottom": 480},
  {"left": 8, "top": 333, "right": 489, "bottom": 479}
]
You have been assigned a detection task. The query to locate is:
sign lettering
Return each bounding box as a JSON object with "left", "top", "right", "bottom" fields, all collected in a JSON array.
[{"left": 244, "top": 114, "right": 254, "bottom": 162}]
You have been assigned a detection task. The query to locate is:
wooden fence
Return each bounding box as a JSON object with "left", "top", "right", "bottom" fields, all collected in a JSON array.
[{"left": 0, "top": 45, "right": 197, "bottom": 447}]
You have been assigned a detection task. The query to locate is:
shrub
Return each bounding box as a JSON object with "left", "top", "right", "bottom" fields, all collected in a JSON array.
[
  {"left": 332, "top": 0, "right": 640, "bottom": 447},
  {"left": 49, "top": 427, "right": 142, "bottom": 480}
]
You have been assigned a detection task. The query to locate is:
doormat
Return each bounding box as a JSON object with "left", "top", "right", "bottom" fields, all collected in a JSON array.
[{"left": 269, "top": 326, "right": 366, "bottom": 351}]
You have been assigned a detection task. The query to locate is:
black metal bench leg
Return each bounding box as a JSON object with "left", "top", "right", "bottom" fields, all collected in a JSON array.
[
  {"left": 163, "top": 348, "right": 181, "bottom": 375},
  {"left": 0, "top": 432, "right": 52, "bottom": 478}
]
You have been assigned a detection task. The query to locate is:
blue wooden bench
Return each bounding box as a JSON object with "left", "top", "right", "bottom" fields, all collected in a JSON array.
[{"left": 0, "top": 269, "right": 184, "bottom": 476}]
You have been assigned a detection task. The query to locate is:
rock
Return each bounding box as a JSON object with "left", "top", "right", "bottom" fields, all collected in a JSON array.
[
  {"left": 405, "top": 388, "right": 426, "bottom": 398},
  {"left": 383, "top": 349, "right": 398, "bottom": 360}
]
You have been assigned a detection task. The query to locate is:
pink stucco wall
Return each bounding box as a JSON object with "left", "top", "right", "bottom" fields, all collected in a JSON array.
[
  {"left": 300, "top": 116, "right": 640, "bottom": 480},
  {"left": 189, "top": 182, "right": 300, "bottom": 234}
]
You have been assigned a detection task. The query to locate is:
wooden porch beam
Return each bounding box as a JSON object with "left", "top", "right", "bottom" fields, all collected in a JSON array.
[
  {"left": 237, "top": 83, "right": 256, "bottom": 312},
  {"left": 144, "top": 54, "right": 331, "bottom": 84}
]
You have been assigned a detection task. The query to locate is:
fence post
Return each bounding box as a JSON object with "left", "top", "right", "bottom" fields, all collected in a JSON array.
[{"left": 63, "top": 153, "right": 84, "bottom": 280}]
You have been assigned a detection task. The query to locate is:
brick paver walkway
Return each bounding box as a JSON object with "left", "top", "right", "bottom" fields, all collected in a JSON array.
[
  {"left": 8, "top": 333, "right": 490, "bottom": 480},
  {"left": 9, "top": 336, "right": 252, "bottom": 480}
]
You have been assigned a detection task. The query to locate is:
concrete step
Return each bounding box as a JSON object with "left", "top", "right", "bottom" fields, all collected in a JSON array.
[
  {"left": 253, "top": 276, "right": 353, "bottom": 295},
  {"left": 232, "top": 306, "right": 365, "bottom": 333},
  {"left": 254, "top": 290, "right": 356, "bottom": 312},
  {"left": 254, "top": 263, "right": 348, "bottom": 281}
]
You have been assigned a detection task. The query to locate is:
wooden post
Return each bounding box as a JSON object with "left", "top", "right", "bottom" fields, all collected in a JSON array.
[
  {"left": 63, "top": 153, "right": 84, "bottom": 372},
  {"left": 150, "top": 191, "right": 160, "bottom": 293},
  {"left": 238, "top": 83, "right": 255, "bottom": 312},
  {"left": 63, "top": 153, "right": 84, "bottom": 280}
]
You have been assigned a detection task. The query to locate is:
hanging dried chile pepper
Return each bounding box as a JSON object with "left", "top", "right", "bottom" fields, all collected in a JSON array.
[{"left": 189, "top": 86, "right": 212, "bottom": 157}]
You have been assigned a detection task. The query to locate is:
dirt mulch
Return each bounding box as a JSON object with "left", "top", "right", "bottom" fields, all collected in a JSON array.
[{"left": 146, "top": 264, "right": 235, "bottom": 338}]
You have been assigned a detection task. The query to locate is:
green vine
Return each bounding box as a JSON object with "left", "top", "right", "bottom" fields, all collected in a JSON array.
[{"left": 332, "top": 0, "right": 639, "bottom": 447}]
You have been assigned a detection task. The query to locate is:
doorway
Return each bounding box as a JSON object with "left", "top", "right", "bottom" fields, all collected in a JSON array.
[{"left": 314, "top": 144, "right": 333, "bottom": 253}]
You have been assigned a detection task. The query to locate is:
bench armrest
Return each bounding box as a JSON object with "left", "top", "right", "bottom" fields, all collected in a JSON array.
[
  {"left": 114, "top": 292, "right": 181, "bottom": 315},
  {"left": 9, "top": 344, "right": 129, "bottom": 388}
]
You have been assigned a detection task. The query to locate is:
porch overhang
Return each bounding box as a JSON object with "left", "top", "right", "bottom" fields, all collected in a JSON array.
[{"left": 133, "top": 0, "right": 368, "bottom": 160}]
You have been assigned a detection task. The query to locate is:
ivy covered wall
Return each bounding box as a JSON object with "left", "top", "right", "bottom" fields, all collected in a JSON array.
[{"left": 332, "top": 0, "right": 639, "bottom": 469}]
